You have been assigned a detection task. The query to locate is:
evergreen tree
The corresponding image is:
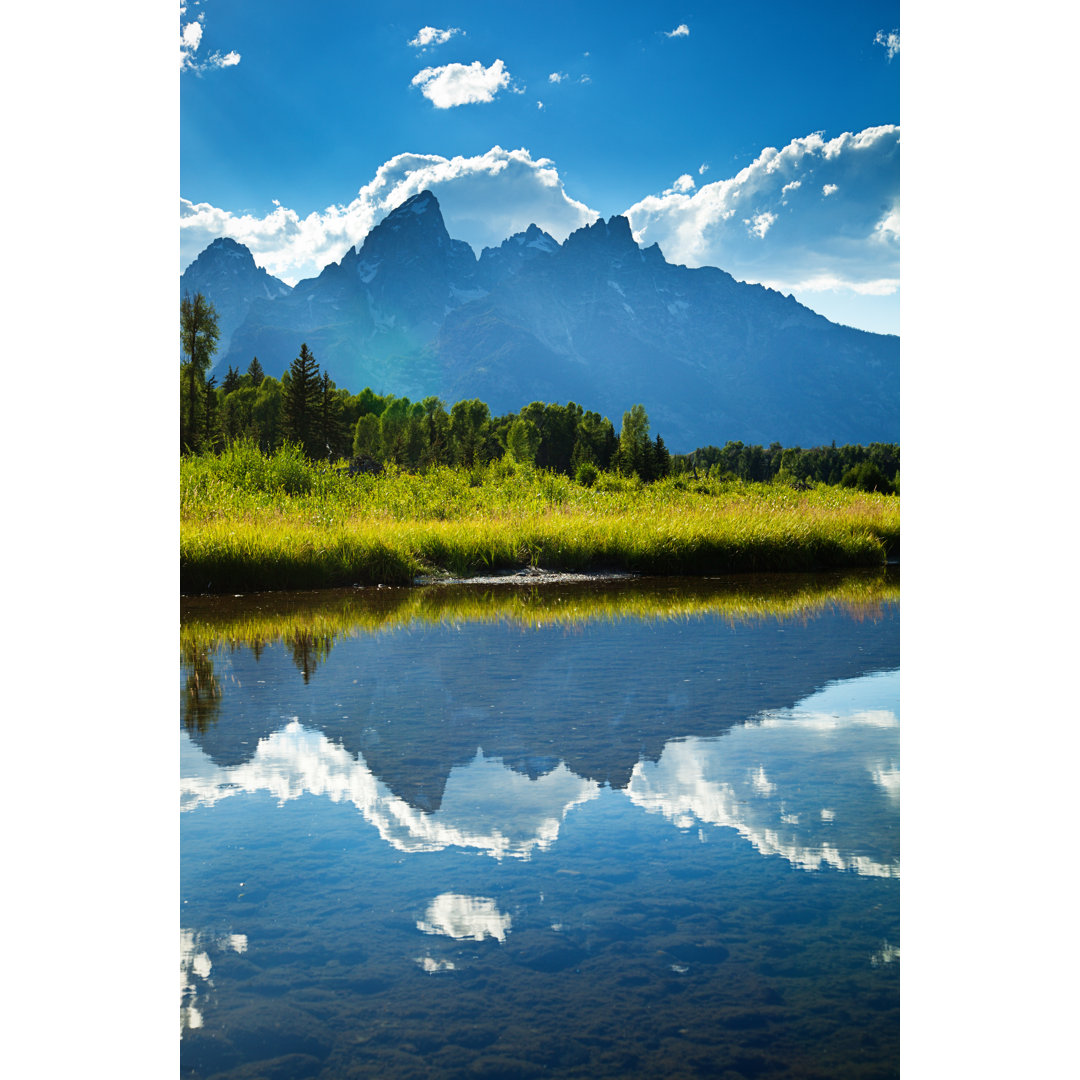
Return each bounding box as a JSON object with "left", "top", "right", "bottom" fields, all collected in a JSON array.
[
  {"left": 246, "top": 356, "right": 264, "bottom": 386},
  {"left": 221, "top": 365, "right": 242, "bottom": 395},
  {"left": 316, "top": 373, "right": 345, "bottom": 459},
  {"left": 282, "top": 344, "right": 321, "bottom": 455},
  {"left": 180, "top": 292, "right": 219, "bottom": 452},
  {"left": 653, "top": 434, "right": 671, "bottom": 479}
]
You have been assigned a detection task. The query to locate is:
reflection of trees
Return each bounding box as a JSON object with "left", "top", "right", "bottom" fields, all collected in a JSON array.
[
  {"left": 182, "top": 644, "right": 222, "bottom": 733},
  {"left": 287, "top": 629, "right": 336, "bottom": 683}
]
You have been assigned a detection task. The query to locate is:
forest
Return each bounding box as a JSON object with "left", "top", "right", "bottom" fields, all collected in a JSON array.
[{"left": 181, "top": 293, "right": 899, "bottom": 494}]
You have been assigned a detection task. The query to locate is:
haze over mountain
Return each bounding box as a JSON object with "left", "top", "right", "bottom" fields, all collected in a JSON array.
[{"left": 183, "top": 191, "right": 898, "bottom": 450}]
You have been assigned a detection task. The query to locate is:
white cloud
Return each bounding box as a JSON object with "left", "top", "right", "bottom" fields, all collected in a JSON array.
[
  {"left": 623, "top": 126, "right": 900, "bottom": 313},
  {"left": 747, "top": 211, "right": 777, "bottom": 239},
  {"left": 537, "top": 100, "right": 544, "bottom": 110},
  {"left": 698, "top": 163, "right": 709, "bottom": 175},
  {"left": 822, "top": 183, "right": 838, "bottom": 196},
  {"left": 408, "top": 26, "right": 462, "bottom": 49},
  {"left": 874, "top": 204, "right": 900, "bottom": 244},
  {"left": 180, "top": 2, "right": 240, "bottom": 74},
  {"left": 548, "top": 71, "right": 566, "bottom": 83},
  {"left": 181, "top": 147, "right": 599, "bottom": 284},
  {"left": 668, "top": 174, "right": 695, "bottom": 194},
  {"left": 411, "top": 59, "right": 513, "bottom": 108},
  {"left": 665, "top": 24, "right": 690, "bottom": 38},
  {"left": 874, "top": 29, "right": 900, "bottom": 60}
]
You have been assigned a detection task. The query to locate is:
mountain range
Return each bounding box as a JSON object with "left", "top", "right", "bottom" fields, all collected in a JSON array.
[{"left": 180, "top": 191, "right": 899, "bottom": 451}]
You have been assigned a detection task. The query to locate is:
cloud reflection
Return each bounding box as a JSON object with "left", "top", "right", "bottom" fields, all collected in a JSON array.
[
  {"left": 417, "top": 893, "right": 512, "bottom": 942},
  {"left": 624, "top": 672, "right": 899, "bottom": 876},
  {"left": 180, "top": 928, "right": 248, "bottom": 1035},
  {"left": 181, "top": 722, "right": 598, "bottom": 859}
]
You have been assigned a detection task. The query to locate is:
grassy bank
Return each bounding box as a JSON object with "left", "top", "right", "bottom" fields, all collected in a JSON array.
[{"left": 180, "top": 443, "right": 899, "bottom": 594}]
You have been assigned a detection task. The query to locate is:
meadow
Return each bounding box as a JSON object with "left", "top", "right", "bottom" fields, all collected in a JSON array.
[{"left": 180, "top": 442, "right": 900, "bottom": 594}]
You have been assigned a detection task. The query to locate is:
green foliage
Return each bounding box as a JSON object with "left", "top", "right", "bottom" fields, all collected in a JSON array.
[
  {"left": 841, "top": 461, "right": 893, "bottom": 494},
  {"left": 182, "top": 443, "right": 899, "bottom": 592},
  {"left": 283, "top": 344, "right": 322, "bottom": 456},
  {"left": 575, "top": 461, "right": 599, "bottom": 487},
  {"left": 507, "top": 417, "right": 541, "bottom": 464},
  {"left": 180, "top": 292, "right": 220, "bottom": 453},
  {"left": 449, "top": 398, "right": 490, "bottom": 467},
  {"left": 352, "top": 412, "right": 380, "bottom": 459}
]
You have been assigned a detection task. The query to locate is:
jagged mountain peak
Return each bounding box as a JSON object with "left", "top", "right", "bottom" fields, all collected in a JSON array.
[
  {"left": 565, "top": 214, "right": 637, "bottom": 250},
  {"left": 362, "top": 189, "right": 453, "bottom": 250},
  {"left": 185, "top": 195, "right": 897, "bottom": 448}
]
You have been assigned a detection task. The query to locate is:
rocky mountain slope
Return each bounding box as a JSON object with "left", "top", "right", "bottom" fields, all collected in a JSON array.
[{"left": 184, "top": 192, "right": 899, "bottom": 449}]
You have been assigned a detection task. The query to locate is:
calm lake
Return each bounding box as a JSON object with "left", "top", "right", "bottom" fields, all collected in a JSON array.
[{"left": 181, "top": 571, "right": 899, "bottom": 1079}]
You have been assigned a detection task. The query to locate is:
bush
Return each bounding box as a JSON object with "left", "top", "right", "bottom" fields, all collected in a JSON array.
[{"left": 575, "top": 462, "right": 599, "bottom": 487}]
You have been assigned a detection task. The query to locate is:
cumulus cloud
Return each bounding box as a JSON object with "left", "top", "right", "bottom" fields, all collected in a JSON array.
[
  {"left": 667, "top": 174, "right": 695, "bottom": 195},
  {"left": 623, "top": 125, "right": 900, "bottom": 308},
  {"left": 180, "top": 2, "right": 240, "bottom": 74},
  {"left": 698, "top": 164, "right": 709, "bottom": 175},
  {"left": 411, "top": 59, "right": 513, "bottom": 108},
  {"left": 180, "top": 147, "right": 599, "bottom": 283},
  {"left": 822, "top": 183, "right": 838, "bottom": 196},
  {"left": 665, "top": 24, "right": 690, "bottom": 38},
  {"left": 874, "top": 29, "right": 900, "bottom": 60},
  {"left": 746, "top": 211, "right": 777, "bottom": 238},
  {"left": 408, "top": 26, "right": 462, "bottom": 49},
  {"left": 548, "top": 71, "right": 566, "bottom": 83}
]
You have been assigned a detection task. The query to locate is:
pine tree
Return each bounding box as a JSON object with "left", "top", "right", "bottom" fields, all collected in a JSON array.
[
  {"left": 282, "top": 344, "right": 321, "bottom": 455},
  {"left": 316, "top": 373, "right": 344, "bottom": 460},
  {"left": 221, "top": 365, "right": 242, "bottom": 395},
  {"left": 246, "top": 356, "right": 264, "bottom": 387},
  {"left": 653, "top": 434, "right": 671, "bottom": 479}
]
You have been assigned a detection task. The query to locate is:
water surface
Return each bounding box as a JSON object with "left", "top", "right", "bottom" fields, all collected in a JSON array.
[{"left": 181, "top": 572, "right": 899, "bottom": 1079}]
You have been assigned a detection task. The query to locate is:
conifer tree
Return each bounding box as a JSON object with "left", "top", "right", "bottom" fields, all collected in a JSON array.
[
  {"left": 246, "top": 356, "right": 264, "bottom": 386},
  {"left": 316, "top": 372, "right": 345, "bottom": 459},
  {"left": 221, "top": 365, "right": 242, "bottom": 395},
  {"left": 283, "top": 344, "right": 321, "bottom": 455}
]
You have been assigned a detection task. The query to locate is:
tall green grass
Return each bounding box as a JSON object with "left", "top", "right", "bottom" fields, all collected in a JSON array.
[{"left": 180, "top": 442, "right": 899, "bottom": 593}]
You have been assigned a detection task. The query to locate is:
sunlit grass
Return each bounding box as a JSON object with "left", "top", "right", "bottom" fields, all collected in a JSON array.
[{"left": 180, "top": 444, "right": 899, "bottom": 593}]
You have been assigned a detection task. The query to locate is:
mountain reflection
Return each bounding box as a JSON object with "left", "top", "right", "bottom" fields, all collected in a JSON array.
[
  {"left": 181, "top": 721, "right": 598, "bottom": 859},
  {"left": 625, "top": 671, "right": 899, "bottom": 875},
  {"left": 180, "top": 669, "right": 897, "bottom": 875}
]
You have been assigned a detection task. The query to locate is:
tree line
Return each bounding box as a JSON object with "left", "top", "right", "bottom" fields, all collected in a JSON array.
[
  {"left": 181, "top": 292, "right": 896, "bottom": 490},
  {"left": 673, "top": 441, "right": 899, "bottom": 493}
]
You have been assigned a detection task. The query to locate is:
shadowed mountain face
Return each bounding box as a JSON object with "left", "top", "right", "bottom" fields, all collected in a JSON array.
[
  {"left": 179, "top": 237, "right": 292, "bottom": 362},
  {"left": 183, "top": 605, "right": 899, "bottom": 815},
  {"left": 186, "top": 191, "right": 899, "bottom": 450}
]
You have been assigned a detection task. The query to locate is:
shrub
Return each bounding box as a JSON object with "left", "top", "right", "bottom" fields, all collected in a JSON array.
[{"left": 575, "top": 462, "right": 599, "bottom": 487}]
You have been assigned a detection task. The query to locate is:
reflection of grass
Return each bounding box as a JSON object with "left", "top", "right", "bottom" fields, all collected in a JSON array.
[
  {"left": 181, "top": 456, "right": 899, "bottom": 593},
  {"left": 181, "top": 569, "right": 899, "bottom": 655}
]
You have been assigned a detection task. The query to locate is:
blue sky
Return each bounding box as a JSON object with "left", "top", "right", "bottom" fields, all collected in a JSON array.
[{"left": 181, "top": 0, "right": 900, "bottom": 333}]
